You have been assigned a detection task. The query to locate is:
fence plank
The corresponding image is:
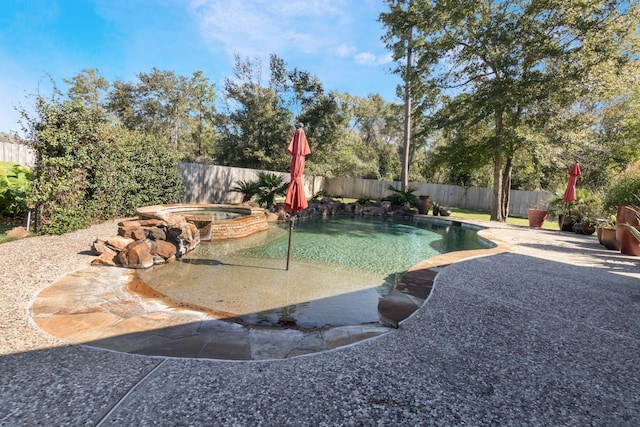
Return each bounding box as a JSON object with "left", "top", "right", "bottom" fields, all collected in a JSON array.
[{"left": 0, "top": 138, "right": 35, "bottom": 168}]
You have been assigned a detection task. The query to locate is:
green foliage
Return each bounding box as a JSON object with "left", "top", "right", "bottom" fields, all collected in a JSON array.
[
  {"left": 385, "top": 184, "right": 417, "bottom": 208},
  {"left": 23, "top": 95, "right": 184, "bottom": 235},
  {"left": 311, "top": 189, "right": 335, "bottom": 200},
  {"left": 230, "top": 172, "right": 288, "bottom": 208},
  {"left": 603, "top": 170, "right": 640, "bottom": 212},
  {"left": 255, "top": 172, "right": 288, "bottom": 208},
  {"left": 548, "top": 188, "right": 603, "bottom": 224},
  {"left": 230, "top": 179, "right": 261, "bottom": 203},
  {"left": 106, "top": 68, "right": 217, "bottom": 161},
  {"left": 215, "top": 56, "right": 293, "bottom": 171},
  {"left": 0, "top": 162, "right": 32, "bottom": 217},
  {"left": 381, "top": 0, "right": 640, "bottom": 220}
]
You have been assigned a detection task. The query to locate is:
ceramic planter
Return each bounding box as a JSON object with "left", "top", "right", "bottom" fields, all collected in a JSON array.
[
  {"left": 615, "top": 205, "right": 640, "bottom": 256},
  {"left": 600, "top": 227, "right": 619, "bottom": 251},
  {"left": 416, "top": 195, "right": 431, "bottom": 215},
  {"left": 527, "top": 209, "right": 547, "bottom": 228}
]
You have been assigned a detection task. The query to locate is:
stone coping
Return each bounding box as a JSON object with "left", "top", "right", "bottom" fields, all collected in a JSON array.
[
  {"left": 136, "top": 203, "right": 265, "bottom": 219},
  {"left": 29, "top": 218, "right": 512, "bottom": 360}
]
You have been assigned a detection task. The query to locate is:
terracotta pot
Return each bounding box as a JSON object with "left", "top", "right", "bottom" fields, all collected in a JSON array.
[
  {"left": 600, "top": 227, "right": 619, "bottom": 251},
  {"left": 416, "top": 195, "right": 431, "bottom": 215},
  {"left": 527, "top": 209, "right": 547, "bottom": 228},
  {"left": 616, "top": 205, "right": 640, "bottom": 256}
]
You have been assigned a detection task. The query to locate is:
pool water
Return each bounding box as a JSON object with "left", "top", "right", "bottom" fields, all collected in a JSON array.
[
  {"left": 169, "top": 209, "right": 243, "bottom": 221},
  {"left": 138, "top": 216, "right": 491, "bottom": 329}
]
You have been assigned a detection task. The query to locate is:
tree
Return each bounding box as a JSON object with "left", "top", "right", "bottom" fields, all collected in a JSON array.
[
  {"left": 63, "top": 68, "right": 109, "bottom": 110},
  {"left": 107, "top": 68, "right": 216, "bottom": 161},
  {"left": 381, "top": 0, "right": 640, "bottom": 220},
  {"left": 216, "top": 55, "right": 293, "bottom": 171}
]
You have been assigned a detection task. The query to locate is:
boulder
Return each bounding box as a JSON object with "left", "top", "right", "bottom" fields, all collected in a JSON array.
[
  {"left": 91, "top": 250, "right": 117, "bottom": 267},
  {"left": 92, "top": 236, "right": 135, "bottom": 255},
  {"left": 117, "top": 240, "right": 154, "bottom": 269},
  {"left": 149, "top": 239, "right": 177, "bottom": 261},
  {"left": 118, "top": 226, "right": 146, "bottom": 240}
]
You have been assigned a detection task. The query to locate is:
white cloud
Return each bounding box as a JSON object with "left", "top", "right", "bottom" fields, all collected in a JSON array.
[
  {"left": 190, "top": 0, "right": 350, "bottom": 59},
  {"left": 354, "top": 51, "right": 393, "bottom": 66},
  {"left": 354, "top": 52, "right": 376, "bottom": 65},
  {"left": 336, "top": 43, "right": 357, "bottom": 58}
]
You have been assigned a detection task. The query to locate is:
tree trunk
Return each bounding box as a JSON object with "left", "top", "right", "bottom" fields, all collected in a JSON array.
[
  {"left": 491, "top": 154, "right": 503, "bottom": 221},
  {"left": 501, "top": 156, "right": 513, "bottom": 220},
  {"left": 400, "top": 29, "right": 412, "bottom": 191},
  {"left": 490, "top": 109, "right": 506, "bottom": 221}
]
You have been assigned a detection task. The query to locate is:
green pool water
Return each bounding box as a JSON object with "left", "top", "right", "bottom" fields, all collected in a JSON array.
[
  {"left": 138, "top": 216, "right": 492, "bottom": 329},
  {"left": 168, "top": 209, "right": 244, "bottom": 221}
]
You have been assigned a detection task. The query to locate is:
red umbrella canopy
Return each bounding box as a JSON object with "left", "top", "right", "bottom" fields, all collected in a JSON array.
[
  {"left": 562, "top": 162, "right": 582, "bottom": 202},
  {"left": 284, "top": 126, "right": 311, "bottom": 213}
]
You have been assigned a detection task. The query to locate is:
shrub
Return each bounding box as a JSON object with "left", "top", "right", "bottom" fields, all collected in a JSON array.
[
  {"left": 0, "top": 162, "right": 32, "bottom": 217},
  {"left": 25, "top": 97, "right": 184, "bottom": 234},
  {"left": 255, "top": 172, "right": 288, "bottom": 208},
  {"left": 384, "top": 184, "right": 418, "bottom": 208},
  {"left": 548, "top": 188, "right": 602, "bottom": 224},
  {"left": 230, "top": 180, "right": 261, "bottom": 202},
  {"left": 603, "top": 171, "right": 640, "bottom": 212}
]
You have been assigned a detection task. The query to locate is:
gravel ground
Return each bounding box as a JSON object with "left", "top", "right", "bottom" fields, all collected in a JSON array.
[{"left": 1, "top": 218, "right": 639, "bottom": 426}]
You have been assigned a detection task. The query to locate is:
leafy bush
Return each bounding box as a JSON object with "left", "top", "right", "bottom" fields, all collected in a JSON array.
[
  {"left": 0, "top": 162, "right": 32, "bottom": 217},
  {"left": 255, "top": 172, "right": 288, "bottom": 208},
  {"left": 603, "top": 171, "right": 640, "bottom": 212},
  {"left": 25, "top": 97, "right": 184, "bottom": 234},
  {"left": 384, "top": 184, "right": 418, "bottom": 208},
  {"left": 230, "top": 180, "right": 261, "bottom": 202},
  {"left": 547, "top": 188, "right": 602, "bottom": 224}
]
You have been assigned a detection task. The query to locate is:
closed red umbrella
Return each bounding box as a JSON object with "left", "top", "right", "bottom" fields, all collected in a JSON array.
[
  {"left": 560, "top": 162, "right": 581, "bottom": 230},
  {"left": 562, "top": 162, "right": 581, "bottom": 203},
  {"left": 284, "top": 125, "right": 311, "bottom": 213},
  {"left": 285, "top": 124, "right": 311, "bottom": 270}
]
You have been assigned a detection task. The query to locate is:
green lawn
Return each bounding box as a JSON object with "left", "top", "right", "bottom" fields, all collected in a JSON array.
[{"left": 448, "top": 208, "right": 559, "bottom": 230}]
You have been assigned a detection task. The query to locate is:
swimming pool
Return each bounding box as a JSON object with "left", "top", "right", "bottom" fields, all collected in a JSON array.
[{"left": 138, "top": 216, "right": 492, "bottom": 329}]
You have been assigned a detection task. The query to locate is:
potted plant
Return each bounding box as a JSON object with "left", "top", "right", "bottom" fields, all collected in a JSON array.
[
  {"left": 547, "top": 194, "right": 577, "bottom": 231},
  {"left": 603, "top": 171, "right": 640, "bottom": 256},
  {"left": 597, "top": 218, "right": 619, "bottom": 250},
  {"left": 569, "top": 189, "right": 603, "bottom": 236},
  {"left": 432, "top": 201, "right": 440, "bottom": 216},
  {"left": 385, "top": 184, "right": 418, "bottom": 208},
  {"left": 527, "top": 202, "right": 548, "bottom": 228}
]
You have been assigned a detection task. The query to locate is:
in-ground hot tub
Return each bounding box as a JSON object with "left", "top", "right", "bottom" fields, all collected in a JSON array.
[{"left": 136, "top": 204, "right": 269, "bottom": 241}]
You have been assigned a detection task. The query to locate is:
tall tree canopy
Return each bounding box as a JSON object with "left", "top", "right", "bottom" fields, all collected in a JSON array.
[
  {"left": 381, "top": 0, "right": 640, "bottom": 220},
  {"left": 107, "top": 68, "right": 217, "bottom": 161}
]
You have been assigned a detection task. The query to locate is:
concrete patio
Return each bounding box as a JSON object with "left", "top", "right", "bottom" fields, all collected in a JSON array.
[{"left": 1, "top": 218, "right": 639, "bottom": 425}]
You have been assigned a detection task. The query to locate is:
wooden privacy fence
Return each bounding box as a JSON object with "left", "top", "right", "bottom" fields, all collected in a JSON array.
[
  {"left": 178, "top": 162, "right": 325, "bottom": 204},
  {"left": 0, "top": 141, "right": 35, "bottom": 168},
  {"left": 179, "top": 163, "right": 550, "bottom": 218},
  {"left": 324, "top": 177, "right": 551, "bottom": 218}
]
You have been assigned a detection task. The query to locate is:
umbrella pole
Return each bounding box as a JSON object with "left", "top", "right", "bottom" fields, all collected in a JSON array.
[
  {"left": 286, "top": 214, "right": 295, "bottom": 271},
  {"left": 559, "top": 202, "right": 567, "bottom": 231}
]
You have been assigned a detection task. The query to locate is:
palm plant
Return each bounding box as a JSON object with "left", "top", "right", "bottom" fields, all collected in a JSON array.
[
  {"left": 255, "top": 172, "right": 288, "bottom": 208},
  {"left": 385, "top": 184, "right": 418, "bottom": 208},
  {"left": 230, "top": 179, "right": 260, "bottom": 203}
]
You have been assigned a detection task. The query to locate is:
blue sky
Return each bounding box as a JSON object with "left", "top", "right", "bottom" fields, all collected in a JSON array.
[{"left": 0, "top": 0, "right": 402, "bottom": 135}]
